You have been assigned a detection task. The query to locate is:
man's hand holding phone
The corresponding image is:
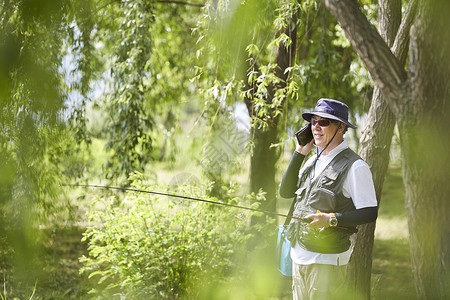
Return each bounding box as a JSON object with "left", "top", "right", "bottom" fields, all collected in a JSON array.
[
  {"left": 296, "top": 139, "right": 314, "bottom": 156},
  {"left": 295, "top": 123, "right": 314, "bottom": 155}
]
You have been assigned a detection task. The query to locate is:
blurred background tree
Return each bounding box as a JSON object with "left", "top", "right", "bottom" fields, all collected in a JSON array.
[
  {"left": 0, "top": 0, "right": 205, "bottom": 296},
  {"left": 0, "top": 0, "right": 78, "bottom": 283}
]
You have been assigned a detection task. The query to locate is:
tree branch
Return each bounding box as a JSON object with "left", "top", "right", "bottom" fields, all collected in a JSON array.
[
  {"left": 378, "top": 0, "right": 402, "bottom": 47},
  {"left": 391, "top": 0, "right": 417, "bottom": 65},
  {"left": 325, "top": 0, "right": 407, "bottom": 103},
  {"left": 243, "top": 61, "right": 259, "bottom": 117}
]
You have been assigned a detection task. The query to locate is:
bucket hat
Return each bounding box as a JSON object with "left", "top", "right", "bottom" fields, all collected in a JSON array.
[{"left": 302, "top": 98, "right": 357, "bottom": 129}]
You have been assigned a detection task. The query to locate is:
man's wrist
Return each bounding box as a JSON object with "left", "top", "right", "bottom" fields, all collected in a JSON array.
[
  {"left": 294, "top": 149, "right": 306, "bottom": 158},
  {"left": 328, "top": 213, "right": 338, "bottom": 227}
]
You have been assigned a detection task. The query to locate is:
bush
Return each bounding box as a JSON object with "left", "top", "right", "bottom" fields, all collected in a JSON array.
[{"left": 80, "top": 174, "right": 267, "bottom": 299}]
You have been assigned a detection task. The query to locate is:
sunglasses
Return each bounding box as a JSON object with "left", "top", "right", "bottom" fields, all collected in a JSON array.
[{"left": 311, "top": 118, "right": 335, "bottom": 127}]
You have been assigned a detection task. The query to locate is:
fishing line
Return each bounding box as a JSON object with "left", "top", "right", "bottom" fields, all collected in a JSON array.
[{"left": 61, "top": 183, "right": 310, "bottom": 222}]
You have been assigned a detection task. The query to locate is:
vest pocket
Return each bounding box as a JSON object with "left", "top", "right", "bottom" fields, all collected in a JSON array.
[
  {"left": 308, "top": 188, "right": 337, "bottom": 212},
  {"left": 300, "top": 227, "right": 352, "bottom": 254},
  {"left": 320, "top": 170, "right": 339, "bottom": 187}
]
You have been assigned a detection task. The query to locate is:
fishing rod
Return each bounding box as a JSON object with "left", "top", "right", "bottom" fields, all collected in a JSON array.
[{"left": 61, "top": 183, "right": 310, "bottom": 222}]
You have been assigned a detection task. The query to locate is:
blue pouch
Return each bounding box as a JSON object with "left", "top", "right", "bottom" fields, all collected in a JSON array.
[{"left": 276, "top": 224, "right": 292, "bottom": 277}]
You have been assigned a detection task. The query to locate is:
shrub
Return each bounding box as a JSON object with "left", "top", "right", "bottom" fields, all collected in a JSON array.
[{"left": 80, "top": 174, "right": 266, "bottom": 299}]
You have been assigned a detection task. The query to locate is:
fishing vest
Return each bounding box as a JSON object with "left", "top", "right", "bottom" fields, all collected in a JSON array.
[{"left": 286, "top": 148, "right": 360, "bottom": 254}]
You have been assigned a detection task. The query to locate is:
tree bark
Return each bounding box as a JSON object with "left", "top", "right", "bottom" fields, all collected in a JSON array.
[
  {"left": 345, "top": 1, "right": 399, "bottom": 298},
  {"left": 325, "top": 0, "right": 407, "bottom": 108},
  {"left": 399, "top": 1, "right": 450, "bottom": 298},
  {"left": 248, "top": 123, "right": 279, "bottom": 212},
  {"left": 326, "top": 0, "right": 450, "bottom": 298},
  {"left": 345, "top": 1, "right": 417, "bottom": 299}
]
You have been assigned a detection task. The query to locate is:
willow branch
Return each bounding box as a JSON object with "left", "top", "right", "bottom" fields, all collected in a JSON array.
[{"left": 156, "top": 0, "right": 204, "bottom": 7}]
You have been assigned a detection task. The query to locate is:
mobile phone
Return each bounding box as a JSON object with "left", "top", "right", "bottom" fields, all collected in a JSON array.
[{"left": 295, "top": 123, "right": 313, "bottom": 146}]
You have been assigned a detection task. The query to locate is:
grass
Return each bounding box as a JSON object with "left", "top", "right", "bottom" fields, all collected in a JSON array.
[
  {"left": 371, "top": 164, "right": 415, "bottom": 300},
  {"left": 0, "top": 227, "right": 91, "bottom": 300},
  {"left": 371, "top": 238, "right": 415, "bottom": 300}
]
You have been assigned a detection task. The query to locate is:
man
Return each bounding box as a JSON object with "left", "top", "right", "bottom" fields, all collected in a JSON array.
[{"left": 279, "top": 98, "right": 378, "bottom": 299}]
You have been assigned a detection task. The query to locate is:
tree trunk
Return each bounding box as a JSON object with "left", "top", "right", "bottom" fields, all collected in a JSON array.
[
  {"left": 345, "top": 1, "right": 403, "bottom": 299},
  {"left": 399, "top": 1, "right": 450, "bottom": 298},
  {"left": 326, "top": 0, "right": 450, "bottom": 298},
  {"left": 347, "top": 91, "right": 396, "bottom": 300},
  {"left": 249, "top": 123, "right": 279, "bottom": 212},
  {"left": 245, "top": 7, "right": 298, "bottom": 215}
]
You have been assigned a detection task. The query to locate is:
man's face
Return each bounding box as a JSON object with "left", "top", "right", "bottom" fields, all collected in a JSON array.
[{"left": 311, "top": 115, "right": 342, "bottom": 149}]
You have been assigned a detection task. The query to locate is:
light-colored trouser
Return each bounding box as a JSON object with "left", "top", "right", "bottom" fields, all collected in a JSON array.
[{"left": 292, "top": 261, "right": 347, "bottom": 300}]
